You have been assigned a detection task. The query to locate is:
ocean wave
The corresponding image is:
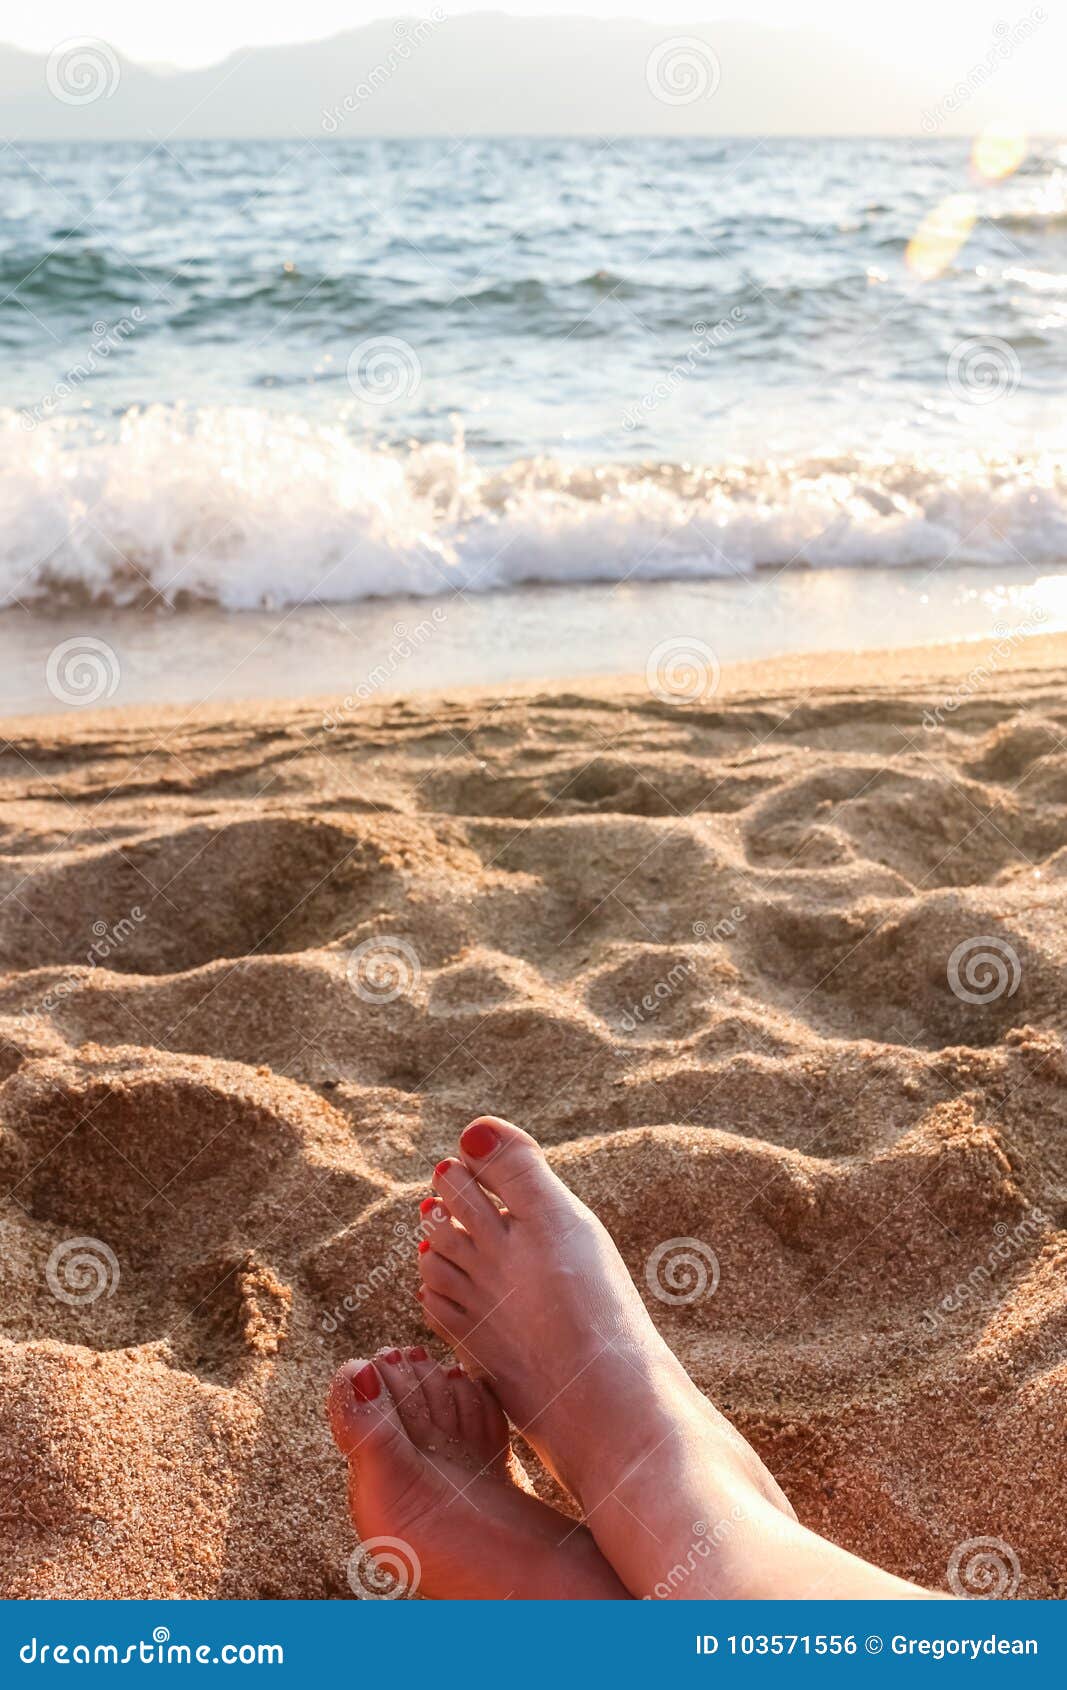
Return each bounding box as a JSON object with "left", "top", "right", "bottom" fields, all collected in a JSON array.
[
  {"left": 986, "top": 207, "right": 1067, "bottom": 233},
  {"left": 0, "top": 245, "right": 165, "bottom": 310},
  {"left": 0, "top": 231, "right": 930, "bottom": 342},
  {"left": 0, "top": 248, "right": 371, "bottom": 320},
  {"left": 4, "top": 406, "right": 1067, "bottom": 611}
]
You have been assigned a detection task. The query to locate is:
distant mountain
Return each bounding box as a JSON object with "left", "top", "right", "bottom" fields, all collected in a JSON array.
[{"left": 0, "top": 14, "right": 1051, "bottom": 139}]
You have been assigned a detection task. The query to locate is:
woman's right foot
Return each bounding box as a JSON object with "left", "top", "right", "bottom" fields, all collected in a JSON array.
[
  {"left": 328, "top": 1345, "right": 628, "bottom": 1600},
  {"left": 418, "top": 1116, "right": 937, "bottom": 1600}
]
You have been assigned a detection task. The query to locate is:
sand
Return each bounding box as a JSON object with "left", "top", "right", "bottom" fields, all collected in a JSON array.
[{"left": 0, "top": 635, "right": 1065, "bottom": 1599}]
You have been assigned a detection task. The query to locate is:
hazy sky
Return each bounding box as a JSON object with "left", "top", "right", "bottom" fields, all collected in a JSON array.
[{"left": 6, "top": 2, "right": 1055, "bottom": 72}]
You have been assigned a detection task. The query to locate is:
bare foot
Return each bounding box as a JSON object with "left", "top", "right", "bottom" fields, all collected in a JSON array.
[
  {"left": 417, "top": 1116, "right": 936, "bottom": 1599},
  {"left": 327, "top": 1344, "right": 628, "bottom": 1599}
]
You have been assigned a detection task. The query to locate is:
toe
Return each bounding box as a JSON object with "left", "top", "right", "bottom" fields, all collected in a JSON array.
[
  {"left": 420, "top": 1248, "right": 472, "bottom": 1310},
  {"left": 375, "top": 1348, "right": 433, "bottom": 1445},
  {"left": 327, "top": 1359, "right": 419, "bottom": 1467},
  {"left": 458, "top": 1115, "right": 566, "bottom": 1218},
  {"left": 432, "top": 1156, "right": 503, "bottom": 1239},
  {"left": 479, "top": 1379, "right": 511, "bottom": 1459},
  {"left": 420, "top": 1198, "right": 478, "bottom": 1271},
  {"left": 410, "top": 1353, "right": 460, "bottom": 1442},
  {"left": 419, "top": 1286, "right": 470, "bottom": 1350},
  {"left": 452, "top": 1370, "right": 486, "bottom": 1451},
  {"left": 452, "top": 1370, "right": 510, "bottom": 1472}
]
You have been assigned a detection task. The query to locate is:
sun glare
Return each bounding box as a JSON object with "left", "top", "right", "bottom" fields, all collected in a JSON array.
[
  {"left": 906, "top": 193, "right": 977, "bottom": 280},
  {"left": 973, "top": 122, "right": 1029, "bottom": 181}
]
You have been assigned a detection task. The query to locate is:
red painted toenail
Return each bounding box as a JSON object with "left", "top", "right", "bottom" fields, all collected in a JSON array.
[
  {"left": 447, "top": 1365, "right": 464, "bottom": 1378},
  {"left": 351, "top": 1363, "right": 380, "bottom": 1403},
  {"left": 419, "top": 1196, "right": 436, "bottom": 1216},
  {"left": 418, "top": 1239, "right": 430, "bottom": 1254},
  {"left": 434, "top": 1160, "right": 452, "bottom": 1179},
  {"left": 461, "top": 1119, "right": 499, "bottom": 1158},
  {"left": 382, "top": 1349, "right": 401, "bottom": 1364},
  {"left": 409, "top": 1346, "right": 428, "bottom": 1361},
  {"left": 415, "top": 1286, "right": 424, "bottom": 1300}
]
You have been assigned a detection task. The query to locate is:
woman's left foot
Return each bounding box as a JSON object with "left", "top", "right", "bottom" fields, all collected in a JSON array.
[
  {"left": 327, "top": 1346, "right": 628, "bottom": 1599},
  {"left": 416, "top": 1115, "right": 936, "bottom": 1600}
]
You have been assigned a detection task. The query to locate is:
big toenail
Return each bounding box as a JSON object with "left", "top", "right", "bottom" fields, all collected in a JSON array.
[
  {"left": 351, "top": 1364, "right": 380, "bottom": 1403},
  {"left": 383, "top": 1349, "right": 401, "bottom": 1364},
  {"left": 434, "top": 1160, "right": 452, "bottom": 1179},
  {"left": 447, "top": 1365, "right": 464, "bottom": 1378},
  {"left": 418, "top": 1239, "right": 431, "bottom": 1254},
  {"left": 409, "top": 1346, "right": 428, "bottom": 1361},
  {"left": 460, "top": 1119, "right": 499, "bottom": 1157},
  {"left": 419, "top": 1196, "right": 436, "bottom": 1216}
]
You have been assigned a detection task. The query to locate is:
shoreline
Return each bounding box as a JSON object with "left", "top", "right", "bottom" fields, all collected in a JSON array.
[
  {"left": 0, "top": 558, "right": 1063, "bottom": 721},
  {"left": 2, "top": 626, "right": 1066, "bottom": 736}
]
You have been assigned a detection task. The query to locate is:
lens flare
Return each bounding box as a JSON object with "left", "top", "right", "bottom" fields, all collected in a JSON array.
[
  {"left": 973, "top": 123, "right": 1028, "bottom": 182},
  {"left": 906, "top": 194, "right": 976, "bottom": 281}
]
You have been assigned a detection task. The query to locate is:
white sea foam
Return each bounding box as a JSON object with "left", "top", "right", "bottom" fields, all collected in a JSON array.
[{"left": 4, "top": 406, "right": 1067, "bottom": 610}]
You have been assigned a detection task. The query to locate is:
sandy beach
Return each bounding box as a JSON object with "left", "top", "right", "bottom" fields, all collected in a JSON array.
[{"left": 1, "top": 635, "right": 1065, "bottom": 1599}]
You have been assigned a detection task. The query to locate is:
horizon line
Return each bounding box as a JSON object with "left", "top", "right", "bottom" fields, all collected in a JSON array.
[{"left": 3, "top": 130, "right": 1039, "bottom": 144}]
